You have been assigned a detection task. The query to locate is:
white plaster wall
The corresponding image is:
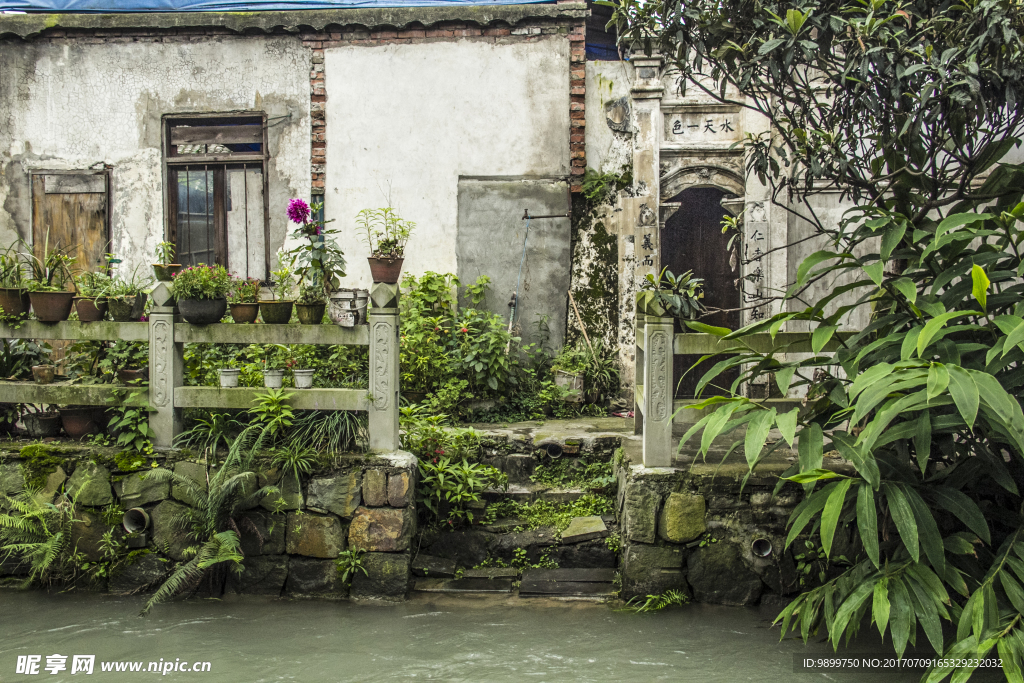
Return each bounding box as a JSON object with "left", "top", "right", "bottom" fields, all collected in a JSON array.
[
  {"left": 0, "top": 37, "right": 311, "bottom": 276},
  {"left": 585, "top": 60, "right": 634, "bottom": 175},
  {"left": 324, "top": 37, "right": 569, "bottom": 288}
]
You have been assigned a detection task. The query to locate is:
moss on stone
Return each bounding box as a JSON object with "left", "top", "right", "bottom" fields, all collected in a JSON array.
[{"left": 20, "top": 443, "right": 64, "bottom": 490}]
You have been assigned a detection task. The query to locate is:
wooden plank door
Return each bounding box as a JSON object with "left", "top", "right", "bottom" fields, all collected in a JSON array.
[
  {"left": 31, "top": 172, "right": 110, "bottom": 368},
  {"left": 661, "top": 187, "right": 741, "bottom": 398}
]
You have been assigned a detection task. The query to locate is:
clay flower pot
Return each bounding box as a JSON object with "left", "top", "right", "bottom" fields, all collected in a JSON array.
[
  {"left": 29, "top": 291, "right": 75, "bottom": 322},
  {"left": 259, "top": 301, "right": 293, "bottom": 325},
  {"left": 295, "top": 302, "right": 326, "bottom": 325},
  {"left": 23, "top": 412, "right": 61, "bottom": 438},
  {"left": 32, "top": 364, "right": 55, "bottom": 384},
  {"left": 60, "top": 406, "right": 105, "bottom": 439},
  {"left": 117, "top": 368, "right": 147, "bottom": 385},
  {"left": 178, "top": 297, "right": 227, "bottom": 325},
  {"left": 109, "top": 293, "right": 147, "bottom": 322},
  {"left": 153, "top": 264, "right": 182, "bottom": 282},
  {"left": 74, "top": 297, "right": 108, "bottom": 322},
  {"left": 229, "top": 302, "right": 259, "bottom": 324},
  {"left": 367, "top": 257, "right": 404, "bottom": 284},
  {"left": 0, "top": 288, "right": 30, "bottom": 319}
]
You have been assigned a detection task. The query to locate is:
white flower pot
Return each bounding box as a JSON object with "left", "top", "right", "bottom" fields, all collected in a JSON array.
[
  {"left": 219, "top": 368, "right": 240, "bottom": 388},
  {"left": 293, "top": 369, "right": 315, "bottom": 389},
  {"left": 263, "top": 370, "right": 285, "bottom": 388}
]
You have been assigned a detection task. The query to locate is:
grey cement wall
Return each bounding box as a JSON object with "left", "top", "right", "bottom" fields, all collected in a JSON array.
[
  {"left": 456, "top": 177, "right": 570, "bottom": 351},
  {"left": 585, "top": 60, "right": 634, "bottom": 175},
  {"left": 323, "top": 36, "right": 570, "bottom": 291},
  {"left": 0, "top": 36, "right": 312, "bottom": 275}
]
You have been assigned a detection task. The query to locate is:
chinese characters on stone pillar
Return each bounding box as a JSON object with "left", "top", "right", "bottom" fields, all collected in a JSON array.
[{"left": 743, "top": 202, "right": 770, "bottom": 324}]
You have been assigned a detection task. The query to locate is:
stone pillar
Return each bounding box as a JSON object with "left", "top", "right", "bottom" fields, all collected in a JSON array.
[
  {"left": 630, "top": 54, "right": 664, "bottom": 280},
  {"left": 148, "top": 282, "right": 182, "bottom": 449},
  {"left": 368, "top": 283, "right": 400, "bottom": 453},
  {"left": 642, "top": 315, "right": 674, "bottom": 467}
]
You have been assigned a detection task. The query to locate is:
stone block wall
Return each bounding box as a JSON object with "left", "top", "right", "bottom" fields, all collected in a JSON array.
[
  {"left": 615, "top": 459, "right": 806, "bottom": 606},
  {"left": 0, "top": 441, "right": 418, "bottom": 603}
]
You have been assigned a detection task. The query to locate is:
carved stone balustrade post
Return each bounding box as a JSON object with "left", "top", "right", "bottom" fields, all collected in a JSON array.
[
  {"left": 148, "top": 281, "right": 183, "bottom": 448},
  {"left": 642, "top": 315, "right": 674, "bottom": 467},
  {"left": 368, "top": 282, "right": 400, "bottom": 453}
]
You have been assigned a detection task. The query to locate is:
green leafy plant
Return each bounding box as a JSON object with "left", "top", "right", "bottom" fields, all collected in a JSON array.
[
  {"left": 23, "top": 235, "right": 76, "bottom": 293},
  {"left": 107, "top": 389, "right": 154, "bottom": 455},
  {"left": 175, "top": 412, "right": 242, "bottom": 462},
  {"left": 154, "top": 242, "right": 177, "bottom": 265},
  {"left": 284, "top": 198, "right": 346, "bottom": 297},
  {"left": 0, "top": 339, "right": 51, "bottom": 380},
  {"left": 356, "top": 207, "right": 415, "bottom": 259},
  {"left": 97, "top": 340, "right": 148, "bottom": 378},
  {"left": 0, "top": 245, "right": 27, "bottom": 289},
  {"left": 268, "top": 262, "right": 293, "bottom": 301},
  {"left": 0, "top": 487, "right": 80, "bottom": 587},
  {"left": 228, "top": 276, "right": 261, "bottom": 304},
  {"left": 417, "top": 457, "right": 507, "bottom": 524},
  {"left": 637, "top": 267, "right": 705, "bottom": 320},
  {"left": 249, "top": 388, "right": 294, "bottom": 440},
  {"left": 103, "top": 263, "right": 152, "bottom": 300},
  {"left": 75, "top": 271, "right": 112, "bottom": 300},
  {"left": 270, "top": 443, "right": 317, "bottom": 492},
  {"left": 624, "top": 590, "right": 689, "bottom": 613},
  {"left": 171, "top": 264, "right": 231, "bottom": 301},
  {"left": 336, "top": 548, "right": 368, "bottom": 584}
]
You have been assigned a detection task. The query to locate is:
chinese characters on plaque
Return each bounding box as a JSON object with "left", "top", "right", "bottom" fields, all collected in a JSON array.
[
  {"left": 743, "top": 202, "right": 769, "bottom": 324},
  {"left": 665, "top": 113, "right": 741, "bottom": 144}
]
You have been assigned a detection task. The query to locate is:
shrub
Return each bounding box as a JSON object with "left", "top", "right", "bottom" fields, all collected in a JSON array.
[{"left": 172, "top": 264, "right": 231, "bottom": 301}]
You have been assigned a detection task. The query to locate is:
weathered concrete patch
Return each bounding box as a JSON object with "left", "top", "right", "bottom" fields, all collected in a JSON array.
[
  {"left": 67, "top": 462, "right": 112, "bottom": 507},
  {"left": 687, "top": 542, "right": 763, "bottom": 606},
  {"left": 561, "top": 515, "right": 608, "bottom": 544},
  {"left": 348, "top": 506, "right": 413, "bottom": 553},
  {"left": 657, "top": 492, "right": 705, "bottom": 543},
  {"left": 307, "top": 471, "right": 361, "bottom": 518},
  {"left": 350, "top": 552, "right": 410, "bottom": 600},
  {"left": 120, "top": 469, "right": 170, "bottom": 508},
  {"left": 286, "top": 512, "right": 345, "bottom": 558}
]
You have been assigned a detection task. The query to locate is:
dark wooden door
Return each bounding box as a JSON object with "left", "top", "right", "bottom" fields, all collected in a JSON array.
[
  {"left": 32, "top": 173, "right": 109, "bottom": 273},
  {"left": 661, "top": 187, "right": 740, "bottom": 398}
]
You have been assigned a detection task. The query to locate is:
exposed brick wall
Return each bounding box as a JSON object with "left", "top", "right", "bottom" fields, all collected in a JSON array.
[{"left": 13, "top": 14, "right": 587, "bottom": 198}]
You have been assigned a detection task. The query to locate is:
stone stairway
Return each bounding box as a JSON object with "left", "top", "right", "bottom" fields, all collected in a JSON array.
[{"left": 411, "top": 435, "right": 621, "bottom": 600}]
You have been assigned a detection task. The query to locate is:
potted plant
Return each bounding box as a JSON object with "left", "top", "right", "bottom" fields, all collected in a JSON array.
[
  {"left": 24, "top": 236, "right": 77, "bottom": 322},
  {"left": 172, "top": 263, "right": 231, "bottom": 325},
  {"left": 153, "top": 241, "right": 182, "bottom": 282},
  {"left": 98, "top": 340, "right": 149, "bottom": 384},
  {"left": 551, "top": 343, "right": 588, "bottom": 403},
  {"left": 106, "top": 264, "right": 152, "bottom": 322},
  {"left": 0, "top": 245, "right": 29, "bottom": 320},
  {"left": 60, "top": 404, "right": 105, "bottom": 439},
  {"left": 356, "top": 207, "right": 415, "bottom": 283},
  {"left": 219, "top": 363, "right": 241, "bottom": 387},
  {"left": 32, "top": 364, "right": 55, "bottom": 384},
  {"left": 73, "top": 271, "right": 111, "bottom": 322},
  {"left": 23, "top": 404, "right": 61, "bottom": 438},
  {"left": 228, "top": 276, "right": 261, "bottom": 324},
  {"left": 295, "top": 281, "right": 326, "bottom": 325},
  {"left": 259, "top": 261, "right": 294, "bottom": 325},
  {"left": 284, "top": 198, "right": 345, "bottom": 323},
  {"left": 262, "top": 344, "right": 289, "bottom": 388}
]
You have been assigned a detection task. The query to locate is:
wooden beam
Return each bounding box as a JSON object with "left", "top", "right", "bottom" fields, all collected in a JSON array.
[{"left": 170, "top": 125, "right": 262, "bottom": 145}]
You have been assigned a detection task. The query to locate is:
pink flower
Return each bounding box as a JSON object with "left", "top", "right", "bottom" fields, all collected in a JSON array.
[
  {"left": 287, "top": 198, "right": 311, "bottom": 225},
  {"left": 139, "top": 315, "right": 148, "bottom": 322}
]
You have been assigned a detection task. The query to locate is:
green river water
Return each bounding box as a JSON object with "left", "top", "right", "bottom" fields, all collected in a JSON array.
[{"left": 0, "top": 590, "right": 1006, "bottom": 682}]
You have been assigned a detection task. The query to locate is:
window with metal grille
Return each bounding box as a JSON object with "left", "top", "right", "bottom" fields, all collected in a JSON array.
[{"left": 163, "top": 114, "right": 269, "bottom": 280}]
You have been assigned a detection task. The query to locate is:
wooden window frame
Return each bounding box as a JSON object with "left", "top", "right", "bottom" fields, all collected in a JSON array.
[{"left": 162, "top": 112, "right": 270, "bottom": 279}]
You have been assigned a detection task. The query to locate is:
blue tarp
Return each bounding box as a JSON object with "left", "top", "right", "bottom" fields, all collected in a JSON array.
[{"left": 0, "top": 0, "right": 552, "bottom": 11}]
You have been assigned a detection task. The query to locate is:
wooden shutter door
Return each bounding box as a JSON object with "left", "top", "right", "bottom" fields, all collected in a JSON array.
[{"left": 31, "top": 172, "right": 110, "bottom": 273}]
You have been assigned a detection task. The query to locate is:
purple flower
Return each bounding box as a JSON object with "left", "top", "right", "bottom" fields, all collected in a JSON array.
[{"left": 287, "top": 198, "right": 311, "bottom": 225}]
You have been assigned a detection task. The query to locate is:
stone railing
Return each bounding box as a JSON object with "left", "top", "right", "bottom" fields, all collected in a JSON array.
[
  {"left": 0, "top": 281, "right": 401, "bottom": 452},
  {"left": 632, "top": 310, "right": 855, "bottom": 467}
]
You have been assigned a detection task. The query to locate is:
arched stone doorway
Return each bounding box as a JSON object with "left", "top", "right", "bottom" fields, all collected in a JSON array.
[{"left": 661, "top": 186, "right": 740, "bottom": 398}]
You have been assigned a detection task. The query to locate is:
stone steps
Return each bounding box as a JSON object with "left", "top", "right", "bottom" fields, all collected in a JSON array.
[{"left": 519, "top": 568, "right": 617, "bottom": 598}]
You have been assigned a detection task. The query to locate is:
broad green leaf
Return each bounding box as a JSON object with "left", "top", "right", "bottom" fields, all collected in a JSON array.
[
  {"left": 857, "top": 483, "right": 880, "bottom": 567},
  {"left": 776, "top": 408, "right": 799, "bottom": 447},
  {"left": 744, "top": 408, "right": 776, "bottom": 468},
  {"left": 811, "top": 325, "right": 838, "bottom": 354},
  {"left": 889, "top": 579, "right": 914, "bottom": 657},
  {"left": 1000, "top": 572, "right": 1024, "bottom": 614},
  {"left": 851, "top": 362, "right": 894, "bottom": 399},
  {"left": 775, "top": 366, "right": 796, "bottom": 395},
  {"left": 798, "top": 422, "right": 823, "bottom": 473},
  {"left": 918, "top": 312, "right": 977, "bottom": 357},
  {"left": 833, "top": 432, "right": 880, "bottom": 489},
  {"left": 905, "top": 485, "right": 945, "bottom": 575},
  {"left": 830, "top": 581, "right": 874, "bottom": 648},
  {"left": 783, "top": 468, "right": 845, "bottom": 483},
  {"left": 881, "top": 222, "right": 907, "bottom": 261},
  {"left": 927, "top": 363, "right": 949, "bottom": 402},
  {"left": 685, "top": 320, "right": 731, "bottom": 337},
  {"left": 1002, "top": 319, "right": 1024, "bottom": 358},
  {"left": 873, "top": 578, "right": 890, "bottom": 638},
  {"left": 901, "top": 327, "right": 922, "bottom": 361},
  {"left": 892, "top": 277, "right": 917, "bottom": 304},
  {"left": 931, "top": 486, "right": 991, "bottom": 544},
  {"left": 797, "top": 250, "right": 839, "bottom": 287},
  {"left": 863, "top": 260, "right": 884, "bottom": 286},
  {"left": 821, "top": 478, "right": 853, "bottom": 558},
  {"left": 785, "top": 483, "right": 834, "bottom": 548},
  {"left": 914, "top": 410, "right": 931, "bottom": 474},
  {"left": 972, "top": 263, "right": 990, "bottom": 311},
  {"left": 883, "top": 482, "right": 920, "bottom": 562},
  {"left": 947, "top": 366, "right": 980, "bottom": 429}
]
